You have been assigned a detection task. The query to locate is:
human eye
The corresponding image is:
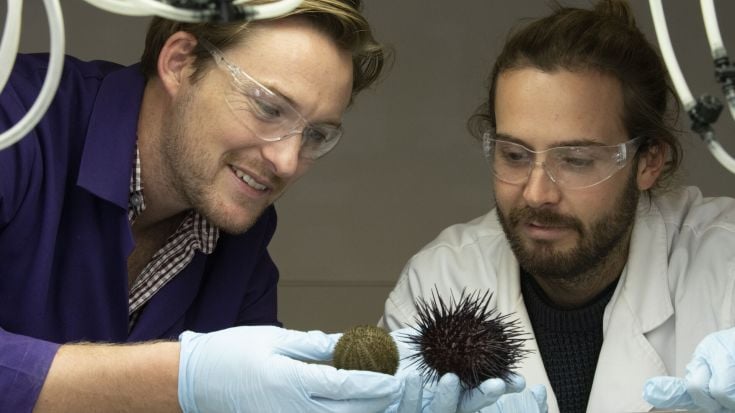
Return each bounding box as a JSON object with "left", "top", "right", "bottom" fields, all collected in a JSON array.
[
  {"left": 231, "top": 82, "right": 286, "bottom": 122},
  {"left": 250, "top": 97, "right": 283, "bottom": 120},
  {"left": 304, "top": 126, "right": 340, "bottom": 148},
  {"left": 554, "top": 147, "right": 597, "bottom": 169},
  {"left": 303, "top": 126, "right": 328, "bottom": 144},
  {"left": 228, "top": 95, "right": 282, "bottom": 123},
  {"left": 497, "top": 143, "right": 530, "bottom": 164}
]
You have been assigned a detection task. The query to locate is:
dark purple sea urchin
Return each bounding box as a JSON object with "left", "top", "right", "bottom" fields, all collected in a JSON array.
[{"left": 402, "top": 288, "right": 529, "bottom": 390}]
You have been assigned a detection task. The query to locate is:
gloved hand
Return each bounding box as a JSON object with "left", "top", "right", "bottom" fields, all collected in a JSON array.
[
  {"left": 643, "top": 327, "right": 735, "bottom": 412},
  {"left": 388, "top": 328, "right": 527, "bottom": 413},
  {"left": 480, "top": 385, "right": 547, "bottom": 413},
  {"left": 178, "top": 326, "right": 403, "bottom": 413}
]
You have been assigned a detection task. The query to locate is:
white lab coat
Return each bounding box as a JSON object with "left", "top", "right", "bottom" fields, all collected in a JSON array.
[{"left": 379, "top": 186, "right": 735, "bottom": 413}]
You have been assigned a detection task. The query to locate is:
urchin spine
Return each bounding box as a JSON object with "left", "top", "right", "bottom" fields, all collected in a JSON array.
[{"left": 402, "top": 288, "right": 529, "bottom": 390}]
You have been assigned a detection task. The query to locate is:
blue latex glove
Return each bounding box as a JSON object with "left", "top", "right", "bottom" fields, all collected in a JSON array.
[
  {"left": 389, "top": 328, "right": 527, "bottom": 413},
  {"left": 480, "top": 385, "right": 547, "bottom": 413},
  {"left": 178, "top": 326, "right": 403, "bottom": 413},
  {"left": 643, "top": 327, "right": 735, "bottom": 412}
]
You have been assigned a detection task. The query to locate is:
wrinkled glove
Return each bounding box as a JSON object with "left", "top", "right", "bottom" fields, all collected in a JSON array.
[
  {"left": 480, "top": 385, "right": 547, "bottom": 413},
  {"left": 388, "top": 328, "right": 527, "bottom": 413},
  {"left": 643, "top": 327, "right": 735, "bottom": 412},
  {"left": 178, "top": 326, "right": 403, "bottom": 413}
]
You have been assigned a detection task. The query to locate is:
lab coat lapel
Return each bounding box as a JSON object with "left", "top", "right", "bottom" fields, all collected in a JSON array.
[
  {"left": 586, "top": 196, "right": 673, "bottom": 412},
  {"left": 586, "top": 293, "right": 668, "bottom": 412}
]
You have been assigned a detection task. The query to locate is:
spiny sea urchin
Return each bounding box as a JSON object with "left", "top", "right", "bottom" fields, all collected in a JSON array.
[
  {"left": 402, "top": 288, "right": 529, "bottom": 390},
  {"left": 333, "top": 325, "right": 399, "bottom": 375}
]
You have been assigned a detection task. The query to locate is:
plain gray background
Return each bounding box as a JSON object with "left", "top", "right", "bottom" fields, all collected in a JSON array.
[{"left": 7, "top": 1, "right": 735, "bottom": 332}]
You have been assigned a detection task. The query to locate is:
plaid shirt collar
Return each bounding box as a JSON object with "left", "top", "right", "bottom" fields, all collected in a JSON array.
[
  {"left": 128, "top": 145, "right": 145, "bottom": 222},
  {"left": 127, "top": 144, "right": 219, "bottom": 254},
  {"left": 127, "top": 144, "right": 220, "bottom": 328}
]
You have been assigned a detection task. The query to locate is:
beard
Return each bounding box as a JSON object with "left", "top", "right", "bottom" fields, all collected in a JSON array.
[
  {"left": 157, "top": 88, "right": 262, "bottom": 235},
  {"left": 496, "top": 171, "right": 640, "bottom": 282}
]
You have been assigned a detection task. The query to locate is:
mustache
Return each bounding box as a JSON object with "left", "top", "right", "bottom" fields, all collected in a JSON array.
[{"left": 507, "top": 207, "right": 584, "bottom": 233}]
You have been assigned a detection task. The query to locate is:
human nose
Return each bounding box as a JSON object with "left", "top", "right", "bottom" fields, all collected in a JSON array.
[
  {"left": 522, "top": 161, "right": 561, "bottom": 208},
  {"left": 261, "top": 133, "right": 302, "bottom": 178}
]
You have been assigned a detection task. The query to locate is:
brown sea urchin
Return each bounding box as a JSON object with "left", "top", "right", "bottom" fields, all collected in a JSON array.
[
  {"left": 333, "top": 325, "right": 399, "bottom": 375},
  {"left": 402, "top": 288, "right": 529, "bottom": 390}
]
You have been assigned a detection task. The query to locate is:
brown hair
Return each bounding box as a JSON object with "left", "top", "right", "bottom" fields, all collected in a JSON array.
[
  {"left": 469, "top": 0, "right": 682, "bottom": 190},
  {"left": 140, "top": 0, "right": 388, "bottom": 101}
]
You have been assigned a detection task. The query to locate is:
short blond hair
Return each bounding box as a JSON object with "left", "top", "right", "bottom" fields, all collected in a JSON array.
[{"left": 140, "top": 0, "right": 387, "bottom": 100}]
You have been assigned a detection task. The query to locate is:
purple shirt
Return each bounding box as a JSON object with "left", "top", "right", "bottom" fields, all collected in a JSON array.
[{"left": 0, "top": 54, "right": 281, "bottom": 412}]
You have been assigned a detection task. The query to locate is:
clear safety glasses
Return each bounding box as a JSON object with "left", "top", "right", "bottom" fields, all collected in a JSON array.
[
  {"left": 200, "top": 39, "right": 343, "bottom": 160},
  {"left": 482, "top": 132, "right": 645, "bottom": 189}
]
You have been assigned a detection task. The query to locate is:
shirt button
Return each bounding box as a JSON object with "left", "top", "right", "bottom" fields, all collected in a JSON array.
[{"left": 131, "top": 193, "right": 143, "bottom": 207}]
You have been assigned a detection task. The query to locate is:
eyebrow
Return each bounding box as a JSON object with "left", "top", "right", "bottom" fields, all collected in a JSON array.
[{"left": 493, "top": 132, "right": 608, "bottom": 149}]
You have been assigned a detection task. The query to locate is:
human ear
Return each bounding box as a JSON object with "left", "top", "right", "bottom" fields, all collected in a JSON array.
[
  {"left": 636, "top": 142, "right": 666, "bottom": 191},
  {"left": 156, "top": 31, "right": 198, "bottom": 97}
]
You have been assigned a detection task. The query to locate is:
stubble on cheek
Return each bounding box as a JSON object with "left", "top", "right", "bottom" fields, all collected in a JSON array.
[{"left": 493, "top": 171, "right": 640, "bottom": 281}]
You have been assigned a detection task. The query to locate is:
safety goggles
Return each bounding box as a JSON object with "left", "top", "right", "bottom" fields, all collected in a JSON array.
[
  {"left": 482, "top": 132, "right": 644, "bottom": 189},
  {"left": 200, "top": 39, "right": 343, "bottom": 160}
]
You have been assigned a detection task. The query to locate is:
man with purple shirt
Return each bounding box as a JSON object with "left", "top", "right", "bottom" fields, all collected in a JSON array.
[{"left": 0, "top": 1, "right": 403, "bottom": 411}]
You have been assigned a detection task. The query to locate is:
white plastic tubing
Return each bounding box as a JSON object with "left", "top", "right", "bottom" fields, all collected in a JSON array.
[
  {"left": 701, "top": 0, "right": 735, "bottom": 123},
  {"left": 649, "top": 0, "right": 696, "bottom": 110},
  {"left": 0, "top": 0, "right": 304, "bottom": 151},
  {"left": 0, "top": 0, "right": 65, "bottom": 151},
  {"left": 82, "top": 0, "right": 304, "bottom": 22},
  {"left": 649, "top": 0, "right": 735, "bottom": 174}
]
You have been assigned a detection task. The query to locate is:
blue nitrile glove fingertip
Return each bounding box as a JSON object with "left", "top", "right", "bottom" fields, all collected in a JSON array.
[
  {"left": 710, "top": 366, "right": 735, "bottom": 410},
  {"left": 486, "top": 387, "right": 546, "bottom": 413},
  {"left": 686, "top": 358, "right": 721, "bottom": 412},
  {"left": 477, "top": 378, "right": 506, "bottom": 396},
  {"left": 529, "top": 384, "right": 548, "bottom": 413},
  {"left": 685, "top": 327, "right": 735, "bottom": 411},
  {"left": 706, "top": 337, "right": 735, "bottom": 410},
  {"left": 428, "top": 373, "right": 461, "bottom": 413},
  {"left": 438, "top": 372, "right": 460, "bottom": 389},
  {"left": 642, "top": 376, "right": 690, "bottom": 408},
  {"left": 458, "top": 377, "right": 511, "bottom": 413},
  {"left": 505, "top": 374, "right": 526, "bottom": 393}
]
